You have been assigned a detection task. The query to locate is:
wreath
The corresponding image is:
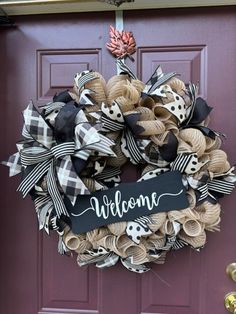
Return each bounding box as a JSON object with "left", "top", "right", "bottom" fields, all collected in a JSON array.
[{"left": 3, "top": 58, "right": 236, "bottom": 273}]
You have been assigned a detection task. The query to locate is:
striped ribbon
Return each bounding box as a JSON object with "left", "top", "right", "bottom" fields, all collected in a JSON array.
[
  {"left": 143, "top": 65, "right": 176, "bottom": 94},
  {"left": 20, "top": 142, "right": 75, "bottom": 165},
  {"left": 20, "top": 147, "right": 52, "bottom": 166},
  {"left": 96, "top": 253, "right": 119, "bottom": 269},
  {"left": 43, "top": 102, "right": 65, "bottom": 116},
  {"left": 101, "top": 115, "right": 124, "bottom": 132},
  {"left": 208, "top": 179, "right": 235, "bottom": 195},
  {"left": 148, "top": 71, "right": 177, "bottom": 94},
  {"left": 172, "top": 238, "right": 188, "bottom": 250},
  {"left": 197, "top": 184, "right": 208, "bottom": 202},
  {"left": 17, "top": 141, "right": 75, "bottom": 217},
  {"left": 95, "top": 167, "right": 121, "bottom": 181},
  {"left": 17, "top": 159, "right": 51, "bottom": 198},
  {"left": 51, "top": 142, "right": 75, "bottom": 159},
  {"left": 47, "top": 162, "right": 69, "bottom": 217},
  {"left": 22, "top": 124, "right": 33, "bottom": 140},
  {"left": 100, "top": 100, "right": 143, "bottom": 164},
  {"left": 123, "top": 129, "right": 143, "bottom": 164},
  {"left": 185, "top": 83, "right": 198, "bottom": 125},
  {"left": 197, "top": 178, "right": 235, "bottom": 203},
  {"left": 171, "top": 153, "right": 193, "bottom": 173},
  {"left": 35, "top": 196, "right": 54, "bottom": 233},
  {"left": 74, "top": 71, "right": 96, "bottom": 93},
  {"left": 134, "top": 216, "right": 152, "bottom": 228},
  {"left": 74, "top": 149, "right": 90, "bottom": 161},
  {"left": 34, "top": 195, "right": 51, "bottom": 212},
  {"left": 116, "top": 59, "right": 137, "bottom": 80}
]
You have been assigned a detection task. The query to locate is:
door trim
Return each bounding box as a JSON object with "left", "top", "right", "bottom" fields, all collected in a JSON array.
[{"left": 0, "top": 0, "right": 236, "bottom": 15}]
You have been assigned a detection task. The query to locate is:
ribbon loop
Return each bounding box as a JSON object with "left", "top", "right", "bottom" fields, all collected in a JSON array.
[
  {"left": 23, "top": 101, "right": 55, "bottom": 149},
  {"left": 20, "top": 146, "right": 52, "bottom": 166},
  {"left": 143, "top": 66, "right": 176, "bottom": 94},
  {"left": 74, "top": 71, "right": 96, "bottom": 93}
]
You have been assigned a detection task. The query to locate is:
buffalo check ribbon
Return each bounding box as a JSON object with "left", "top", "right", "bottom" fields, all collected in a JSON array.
[{"left": 4, "top": 101, "right": 116, "bottom": 218}]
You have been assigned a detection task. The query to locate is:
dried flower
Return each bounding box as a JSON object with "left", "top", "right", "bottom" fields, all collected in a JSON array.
[{"left": 106, "top": 25, "right": 136, "bottom": 59}]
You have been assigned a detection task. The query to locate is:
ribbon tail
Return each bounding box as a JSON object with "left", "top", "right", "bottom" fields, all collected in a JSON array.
[
  {"left": 189, "top": 97, "right": 212, "bottom": 125},
  {"left": 34, "top": 195, "right": 53, "bottom": 231},
  {"left": 121, "top": 257, "right": 150, "bottom": 273},
  {"left": 58, "top": 235, "right": 70, "bottom": 255},
  {"left": 184, "top": 83, "right": 198, "bottom": 124},
  {"left": 42, "top": 204, "right": 53, "bottom": 234},
  {"left": 183, "top": 125, "right": 219, "bottom": 140},
  {"left": 143, "top": 65, "right": 176, "bottom": 94},
  {"left": 56, "top": 156, "right": 90, "bottom": 206},
  {"left": 116, "top": 58, "right": 137, "bottom": 80},
  {"left": 208, "top": 179, "right": 235, "bottom": 195},
  {"left": 96, "top": 253, "right": 119, "bottom": 269},
  {"left": 121, "top": 129, "right": 143, "bottom": 164},
  {"left": 159, "top": 131, "right": 178, "bottom": 162},
  {"left": 17, "top": 159, "right": 51, "bottom": 198},
  {"left": 2, "top": 152, "right": 22, "bottom": 177},
  {"left": 196, "top": 183, "right": 208, "bottom": 203},
  {"left": 47, "top": 161, "right": 69, "bottom": 218},
  {"left": 42, "top": 101, "right": 66, "bottom": 116}
]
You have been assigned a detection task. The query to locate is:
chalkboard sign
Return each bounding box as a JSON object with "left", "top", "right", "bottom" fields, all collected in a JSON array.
[{"left": 66, "top": 171, "right": 189, "bottom": 234}]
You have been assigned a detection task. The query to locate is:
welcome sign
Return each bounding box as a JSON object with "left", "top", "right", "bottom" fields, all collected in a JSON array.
[{"left": 66, "top": 171, "right": 189, "bottom": 234}]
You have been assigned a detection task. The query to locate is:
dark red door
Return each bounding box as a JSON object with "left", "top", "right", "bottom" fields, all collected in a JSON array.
[{"left": 0, "top": 7, "right": 236, "bottom": 314}]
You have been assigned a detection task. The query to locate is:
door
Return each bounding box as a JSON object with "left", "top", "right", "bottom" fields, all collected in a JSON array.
[{"left": 0, "top": 6, "right": 236, "bottom": 314}]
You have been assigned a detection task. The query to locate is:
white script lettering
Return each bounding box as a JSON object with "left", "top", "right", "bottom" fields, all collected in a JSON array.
[{"left": 71, "top": 189, "right": 184, "bottom": 220}]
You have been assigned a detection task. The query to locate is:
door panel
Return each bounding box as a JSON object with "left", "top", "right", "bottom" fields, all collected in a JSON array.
[
  {"left": 0, "top": 7, "right": 236, "bottom": 314},
  {"left": 125, "top": 7, "right": 236, "bottom": 314}
]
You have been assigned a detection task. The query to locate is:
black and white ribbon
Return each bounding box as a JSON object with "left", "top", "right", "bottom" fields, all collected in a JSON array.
[
  {"left": 171, "top": 153, "right": 194, "bottom": 173},
  {"left": 74, "top": 71, "right": 96, "bottom": 93},
  {"left": 126, "top": 216, "right": 152, "bottom": 244},
  {"left": 143, "top": 65, "right": 176, "bottom": 94},
  {"left": 101, "top": 100, "right": 144, "bottom": 165},
  {"left": 197, "top": 178, "right": 235, "bottom": 203},
  {"left": 122, "top": 129, "right": 143, "bottom": 164},
  {"left": 121, "top": 257, "right": 150, "bottom": 273},
  {"left": 116, "top": 58, "right": 137, "bottom": 80}
]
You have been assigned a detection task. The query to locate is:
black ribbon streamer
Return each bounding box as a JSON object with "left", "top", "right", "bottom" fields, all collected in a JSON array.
[
  {"left": 187, "top": 97, "right": 212, "bottom": 125},
  {"left": 53, "top": 90, "right": 73, "bottom": 103},
  {"left": 159, "top": 131, "right": 178, "bottom": 162},
  {"left": 54, "top": 102, "right": 80, "bottom": 143},
  {"left": 124, "top": 113, "right": 145, "bottom": 136},
  {"left": 181, "top": 97, "right": 222, "bottom": 139}
]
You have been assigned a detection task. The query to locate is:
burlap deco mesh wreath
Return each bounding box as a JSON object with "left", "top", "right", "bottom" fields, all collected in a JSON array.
[{"left": 3, "top": 59, "right": 236, "bottom": 273}]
